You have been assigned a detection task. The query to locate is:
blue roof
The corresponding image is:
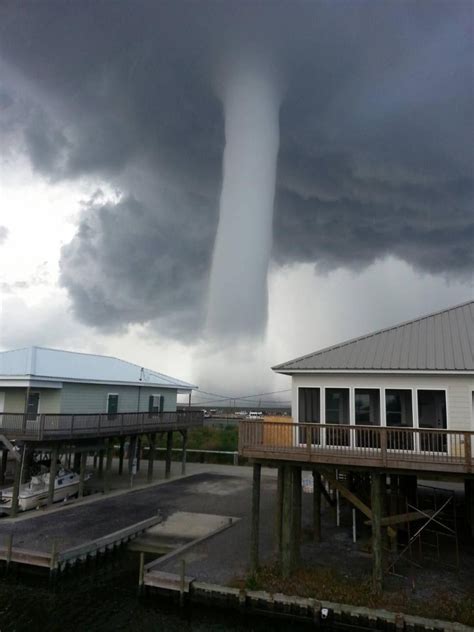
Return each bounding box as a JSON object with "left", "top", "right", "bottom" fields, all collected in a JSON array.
[{"left": 0, "top": 346, "right": 196, "bottom": 391}]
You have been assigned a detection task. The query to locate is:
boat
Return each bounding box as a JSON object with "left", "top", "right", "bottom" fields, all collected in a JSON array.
[{"left": 0, "top": 467, "right": 88, "bottom": 513}]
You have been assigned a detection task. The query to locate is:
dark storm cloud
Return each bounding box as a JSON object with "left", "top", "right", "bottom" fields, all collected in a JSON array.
[
  {"left": 60, "top": 190, "right": 217, "bottom": 338},
  {"left": 0, "top": 1, "right": 472, "bottom": 337}
]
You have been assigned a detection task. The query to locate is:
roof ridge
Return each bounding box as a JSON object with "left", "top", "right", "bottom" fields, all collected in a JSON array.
[{"left": 272, "top": 299, "right": 474, "bottom": 370}]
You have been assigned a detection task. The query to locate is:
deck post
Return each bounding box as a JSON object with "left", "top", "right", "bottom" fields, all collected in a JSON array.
[
  {"left": 181, "top": 430, "right": 188, "bottom": 476},
  {"left": 275, "top": 465, "right": 284, "bottom": 553},
  {"left": 165, "top": 431, "right": 173, "bottom": 479},
  {"left": 47, "top": 444, "right": 59, "bottom": 507},
  {"left": 147, "top": 433, "right": 156, "bottom": 483},
  {"left": 104, "top": 439, "right": 114, "bottom": 493},
  {"left": 313, "top": 469, "right": 322, "bottom": 542},
  {"left": 10, "top": 445, "right": 23, "bottom": 517},
  {"left": 118, "top": 437, "right": 125, "bottom": 475},
  {"left": 371, "top": 471, "right": 383, "bottom": 594},
  {"left": 78, "top": 451, "right": 87, "bottom": 498},
  {"left": 0, "top": 448, "right": 7, "bottom": 485},
  {"left": 250, "top": 463, "right": 261, "bottom": 573}
]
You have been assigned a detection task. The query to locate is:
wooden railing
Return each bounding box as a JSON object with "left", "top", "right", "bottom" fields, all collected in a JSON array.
[
  {"left": 0, "top": 410, "right": 203, "bottom": 441},
  {"left": 238, "top": 421, "right": 474, "bottom": 474}
]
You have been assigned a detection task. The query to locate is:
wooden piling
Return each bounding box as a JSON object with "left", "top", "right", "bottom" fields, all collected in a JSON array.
[
  {"left": 47, "top": 445, "right": 59, "bottom": 507},
  {"left": 465, "top": 479, "right": 474, "bottom": 539},
  {"left": 313, "top": 469, "right": 322, "bottom": 542},
  {"left": 275, "top": 466, "right": 283, "bottom": 553},
  {"left": 293, "top": 466, "right": 302, "bottom": 565},
  {"left": 118, "top": 437, "right": 125, "bottom": 475},
  {"left": 104, "top": 440, "right": 114, "bottom": 493},
  {"left": 0, "top": 448, "right": 8, "bottom": 485},
  {"left": 181, "top": 430, "right": 188, "bottom": 476},
  {"left": 179, "top": 558, "right": 186, "bottom": 607},
  {"left": 165, "top": 431, "right": 173, "bottom": 479},
  {"left": 10, "top": 445, "right": 23, "bottom": 517},
  {"left": 371, "top": 471, "right": 383, "bottom": 594},
  {"left": 281, "top": 465, "right": 300, "bottom": 578},
  {"left": 147, "top": 433, "right": 156, "bottom": 484},
  {"left": 78, "top": 451, "right": 87, "bottom": 498},
  {"left": 98, "top": 449, "right": 105, "bottom": 479},
  {"left": 6, "top": 533, "right": 13, "bottom": 570},
  {"left": 250, "top": 463, "right": 261, "bottom": 573}
]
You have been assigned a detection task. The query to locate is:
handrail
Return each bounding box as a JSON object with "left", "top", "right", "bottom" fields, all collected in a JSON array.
[
  {"left": 238, "top": 420, "right": 474, "bottom": 474},
  {"left": 0, "top": 410, "right": 204, "bottom": 440}
]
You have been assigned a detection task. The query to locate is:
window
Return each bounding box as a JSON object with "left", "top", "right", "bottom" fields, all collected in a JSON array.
[
  {"left": 148, "top": 394, "right": 164, "bottom": 415},
  {"left": 26, "top": 392, "right": 40, "bottom": 420},
  {"left": 355, "top": 389, "right": 380, "bottom": 425},
  {"left": 325, "top": 388, "right": 350, "bottom": 446},
  {"left": 298, "top": 388, "right": 320, "bottom": 422},
  {"left": 325, "top": 388, "right": 349, "bottom": 424},
  {"left": 417, "top": 390, "right": 447, "bottom": 452},
  {"left": 107, "top": 394, "right": 119, "bottom": 419},
  {"left": 298, "top": 388, "right": 320, "bottom": 445},
  {"left": 385, "top": 390, "right": 413, "bottom": 427}
]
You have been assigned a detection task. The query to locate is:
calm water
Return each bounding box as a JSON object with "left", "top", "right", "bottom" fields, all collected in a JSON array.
[{"left": 0, "top": 550, "right": 315, "bottom": 632}]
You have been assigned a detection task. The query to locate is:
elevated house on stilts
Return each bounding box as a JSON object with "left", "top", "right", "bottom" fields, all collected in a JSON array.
[
  {"left": 239, "top": 301, "right": 474, "bottom": 590},
  {"left": 0, "top": 347, "right": 201, "bottom": 515}
]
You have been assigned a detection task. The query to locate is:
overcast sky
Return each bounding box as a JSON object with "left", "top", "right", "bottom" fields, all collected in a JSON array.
[{"left": 0, "top": 1, "right": 472, "bottom": 404}]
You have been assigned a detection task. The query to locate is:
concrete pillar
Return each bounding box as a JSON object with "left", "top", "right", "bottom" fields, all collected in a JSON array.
[
  {"left": 118, "top": 437, "right": 125, "bottom": 475},
  {"left": 47, "top": 445, "right": 59, "bottom": 507},
  {"left": 78, "top": 451, "right": 87, "bottom": 498},
  {"left": 250, "top": 463, "right": 261, "bottom": 573},
  {"left": 147, "top": 433, "right": 156, "bottom": 484},
  {"left": 313, "top": 469, "right": 322, "bottom": 542},
  {"left": 10, "top": 446, "right": 23, "bottom": 517},
  {"left": 181, "top": 430, "right": 188, "bottom": 476},
  {"left": 371, "top": 471, "right": 383, "bottom": 593},
  {"left": 104, "top": 440, "right": 114, "bottom": 493},
  {"left": 165, "top": 431, "right": 173, "bottom": 479}
]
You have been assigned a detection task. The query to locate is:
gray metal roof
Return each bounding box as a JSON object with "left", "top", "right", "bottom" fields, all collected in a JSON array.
[
  {"left": 0, "top": 346, "right": 197, "bottom": 391},
  {"left": 273, "top": 300, "right": 474, "bottom": 373}
]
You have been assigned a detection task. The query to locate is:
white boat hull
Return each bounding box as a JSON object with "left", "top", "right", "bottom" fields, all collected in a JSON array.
[{"left": 1, "top": 469, "right": 83, "bottom": 512}]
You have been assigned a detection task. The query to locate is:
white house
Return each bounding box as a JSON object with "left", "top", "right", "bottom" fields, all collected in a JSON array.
[
  {"left": 0, "top": 346, "right": 196, "bottom": 418},
  {"left": 273, "top": 301, "right": 474, "bottom": 443}
]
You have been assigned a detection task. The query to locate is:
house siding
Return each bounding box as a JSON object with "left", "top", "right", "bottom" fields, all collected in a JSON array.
[
  {"left": 3, "top": 388, "right": 61, "bottom": 414},
  {"left": 291, "top": 373, "right": 474, "bottom": 432},
  {"left": 59, "top": 383, "right": 177, "bottom": 414}
]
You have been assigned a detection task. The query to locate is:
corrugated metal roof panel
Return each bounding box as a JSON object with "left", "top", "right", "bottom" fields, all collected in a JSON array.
[
  {"left": 0, "top": 346, "right": 196, "bottom": 390},
  {"left": 273, "top": 300, "right": 474, "bottom": 373}
]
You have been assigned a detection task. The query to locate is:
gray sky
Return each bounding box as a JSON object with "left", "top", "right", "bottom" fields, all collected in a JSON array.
[{"left": 0, "top": 1, "right": 472, "bottom": 399}]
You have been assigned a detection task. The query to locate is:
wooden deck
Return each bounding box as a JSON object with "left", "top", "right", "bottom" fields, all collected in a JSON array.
[
  {"left": 239, "top": 420, "right": 474, "bottom": 475},
  {"left": 0, "top": 410, "right": 203, "bottom": 442}
]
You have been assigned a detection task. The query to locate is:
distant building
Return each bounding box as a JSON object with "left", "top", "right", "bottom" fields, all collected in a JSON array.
[{"left": 0, "top": 346, "right": 196, "bottom": 418}]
